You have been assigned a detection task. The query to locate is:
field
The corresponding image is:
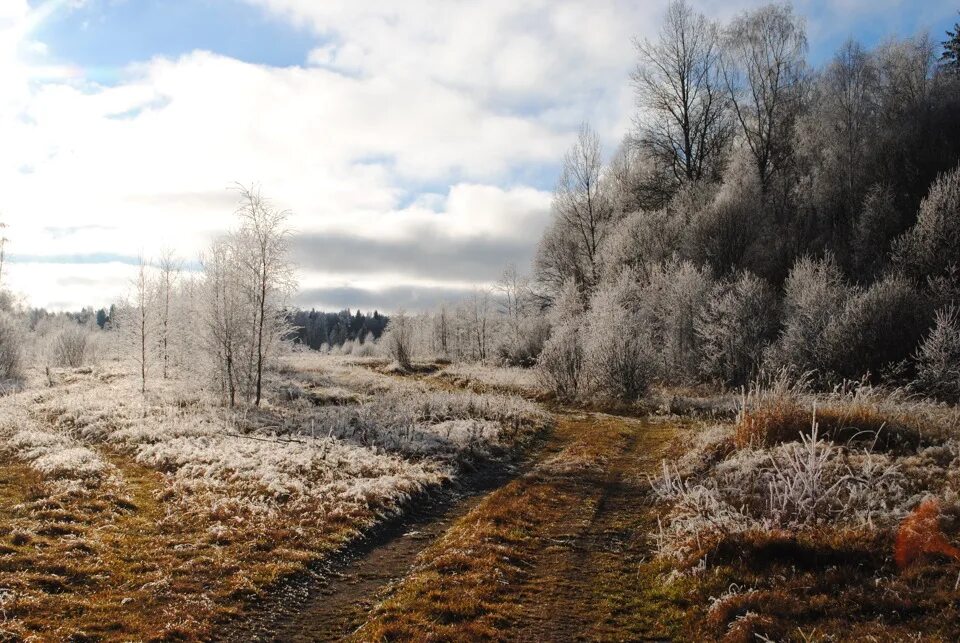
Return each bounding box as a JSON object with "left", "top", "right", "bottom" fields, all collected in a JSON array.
[
  {"left": 0, "top": 353, "right": 547, "bottom": 640},
  {"left": 2, "top": 354, "right": 960, "bottom": 641}
]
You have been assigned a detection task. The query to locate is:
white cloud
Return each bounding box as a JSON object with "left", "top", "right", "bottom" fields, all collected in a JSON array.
[{"left": 2, "top": 0, "right": 956, "bottom": 311}]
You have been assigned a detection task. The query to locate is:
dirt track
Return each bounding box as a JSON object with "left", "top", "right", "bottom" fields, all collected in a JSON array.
[{"left": 223, "top": 391, "right": 683, "bottom": 642}]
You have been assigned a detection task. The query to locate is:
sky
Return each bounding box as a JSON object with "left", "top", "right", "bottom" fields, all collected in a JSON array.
[{"left": 1, "top": 0, "right": 958, "bottom": 312}]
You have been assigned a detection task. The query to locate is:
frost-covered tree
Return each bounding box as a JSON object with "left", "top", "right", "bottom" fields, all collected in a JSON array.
[
  {"left": 721, "top": 3, "right": 807, "bottom": 189},
  {"left": 913, "top": 306, "right": 960, "bottom": 402},
  {"left": 156, "top": 249, "right": 182, "bottom": 380},
  {"left": 536, "top": 125, "right": 616, "bottom": 295},
  {"left": 892, "top": 163, "right": 960, "bottom": 281},
  {"left": 632, "top": 0, "right": 732, "bottom": 185},
  {"left": 201, "top": 238, "right": 247, "bottom": 407},
  {"left": 696, "top": 271, "right": 777, "bottom": 386},
  {"left": 234, "top": 185, "right": 295, "bottom": 407},
  {"left": 116, "top": 257, "right": 156, "bottom": 395},
  {"left": 852, "top": 184, "right": 900, "bottom": 279}
]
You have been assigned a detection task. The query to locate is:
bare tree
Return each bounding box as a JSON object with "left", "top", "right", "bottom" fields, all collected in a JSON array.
[
  {"left": 539, "top": 124, "right": 615, "bottom": 295},
  {"left": 495, "top": 264, "right": 529, "bottom": 348},
  {"left": 157, "top": 249, "right": 182, "bottom": 380},
  {"left": 201, "top": 239, "right": 243, "bottom": 407},
  {"left": 633, "top": 0, "right": 732, "bottom": 185},
  {"left": 721, "top": 3, "right": 807, "bottom": 190},
  {"left": 234, "top": 185, "right": 294, "bottom": 407},
  {"left": 119, "top": 256, "right": 154, "bottom": 395}
]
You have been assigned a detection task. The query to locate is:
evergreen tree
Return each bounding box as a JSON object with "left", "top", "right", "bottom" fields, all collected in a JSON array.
[{"left": 942, "top": 15, "right": 960, "bottom": 73}]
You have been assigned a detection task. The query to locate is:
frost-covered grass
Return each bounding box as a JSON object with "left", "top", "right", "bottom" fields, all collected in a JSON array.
[
  {"left": 431, "top": 361, "right": 545, "bottom": 397},
  {"left": 652, "top": 376, "right": 960, "bottom": 639},
  {"left": 0, "top": 354, "right": 546, "bottom": 640}
]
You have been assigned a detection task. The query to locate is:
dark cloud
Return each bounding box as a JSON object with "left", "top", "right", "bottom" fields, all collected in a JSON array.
[
  {"left": 294, "top": 284, "right": 482, "bottom": 312},
  {"left": 292, "top": 228, "right": 540, "bottom": 283}
]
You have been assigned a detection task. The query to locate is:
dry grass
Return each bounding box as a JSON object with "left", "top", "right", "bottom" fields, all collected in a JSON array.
[
  {"left": 0, "top": 355, "right": 545, "bottom": 640},
  {"left": 653, "top": 373, "right": 960, "bottom": 640}
]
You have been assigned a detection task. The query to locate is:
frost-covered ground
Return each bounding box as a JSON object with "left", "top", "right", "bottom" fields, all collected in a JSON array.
[
  {"left": 648, "top": 380, "right": 960, "bottom": 639},
  {"left": 0, "top": 353, "right": 547, "bottom": 640}
]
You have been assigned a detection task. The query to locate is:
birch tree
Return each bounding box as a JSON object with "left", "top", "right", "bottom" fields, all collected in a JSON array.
[{"left": 234, "top": 185, "right": 294, "bottom": 407}]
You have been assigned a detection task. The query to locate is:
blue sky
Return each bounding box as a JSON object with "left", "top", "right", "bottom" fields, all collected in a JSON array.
[{"left": 2, "top": 0, "right": 959, "bottom": 311}]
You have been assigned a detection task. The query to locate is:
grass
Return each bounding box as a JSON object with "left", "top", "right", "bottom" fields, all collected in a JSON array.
[
  {"left": 0, "top": 355, "right": 546, "bottom": 640},
  {"left": 652, "top": 374, "right": 960, "bottom": 640}
]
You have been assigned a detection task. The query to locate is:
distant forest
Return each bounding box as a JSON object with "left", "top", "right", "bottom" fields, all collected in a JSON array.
[
  {"left": 288, "top": 309, "right": 389, "bottom": 350},
  {"left": 23, "top": 305, "right": 388, "bottom": 353}
]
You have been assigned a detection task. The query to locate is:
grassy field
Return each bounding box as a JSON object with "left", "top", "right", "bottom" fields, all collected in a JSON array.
[
  {"left": 0, "top": 355, "right": 547, "bottom": 640},
  {"left": 3, "top": 355, "right": 959, "bottom": 641}
]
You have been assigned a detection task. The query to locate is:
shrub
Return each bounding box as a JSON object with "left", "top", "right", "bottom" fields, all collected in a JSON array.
[
  {"left": 643, "top": 260, "right": 714, "bottom": 381},
  {"left": 536, "top": 321, "right": 582, "bottom": 401},
  {"left": 913, "top": 306, "right": 960, "bottom": 402},
  {"left": 0, "top": 312, "right": 24, "bottom": 383},
  {"left": 696, "top": 271, "right": 778, "bottom": 386},
  {"left": 382, "top": 311, "right": 413, "bottom": 371},
  {"left": 893, "top": 163, "right": 960, "bottom": 281},
  {"left": 820, "top": 273, "right": 929, "bottom": 381},
  {"left": 53, "top": 325, "right": 91, "bottom": 368},
  {"left": 496, "top": 316, "right": 550, "bottom": 367},
  {"left": 536, "top": 280, "right": 584, "bottom": 400},
  {"left": 766, "top": 255, "right": 850, "bottom": 378},
  {"left": 580, "top": 277, "right": 653, "bottom": 401}
]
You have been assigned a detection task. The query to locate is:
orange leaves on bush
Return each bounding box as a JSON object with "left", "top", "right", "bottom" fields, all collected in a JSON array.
[{"left": 894, "top": 498, "right": 960, "bottom": 569}]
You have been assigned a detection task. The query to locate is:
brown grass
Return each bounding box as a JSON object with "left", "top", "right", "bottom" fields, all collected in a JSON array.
[
  {"left": 0, "top": 449, "right": 381, "bottom": 641},
  {"left": 895, "top": 499, "right": 960, "bottom": 569},
  {"left": 734, "top": 393, "right": 924, "bottom": 452}
]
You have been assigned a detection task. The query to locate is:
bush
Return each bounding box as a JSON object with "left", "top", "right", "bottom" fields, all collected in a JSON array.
[
  {"left": 536, "top": 281, "right": 584, "bottom": 400},
  {"left": 580, "top": 277, "right": 653, "bottom": 401},
  {"left": 893, "top": 163, "right": 960, "bottom": 281},
  {"left": 53, "top": 325, "right": 91, "bottom": 368},
  {"left": 696, "top": 271, "right": 778, "bottom": 386},
  {"left": 643, "top": 260, "right": 714, "bottom": 381},
  {"left": 820, "top": 273, "right": 929, "bottom": 381},
  {"left": 912, "top": 306, "right": 960, "bottom": 402},
  {"left": 496, "top": 316, "right": 550, "bottom": 367},
  {"left": 0, "top": 312, "right": 23, "bottom": 383},
  {"left": 766, "top": 255, "right": 850, "bottom": 377},
  {"left": 382, "top": 312, "right": 413, "bottom": 371}
]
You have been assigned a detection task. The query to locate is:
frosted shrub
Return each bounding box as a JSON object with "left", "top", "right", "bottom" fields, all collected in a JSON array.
[
  {"left": 696, "top": 272, "right": 778, "bottom": 386},
  {"left": 0, "top": 312, "right": 24, "bottom": 384},
  {"left": 766, "top": 255, "right": 850, "bottom": 377},
  {"left": 820, "top": 273, "right": 928, "bottom": 381},
  {"left": 893, "top": 163, "right": 960, "bottom": 281},
  {"left": 53, "top": 324, "right": 92, "bottom": 368},
  {"left": 913, "top": 307, "right": 960, "bottom": 402},
  {"left": 382, "top": 311, "right": 413, "bottom": 370},
  {"left": 537, "top": 280, "right": 584, "bottom": 400},
  {"left": 581, "top": 276, "right": 653, "bottom": 401},
  {"left": 644, "top": 260, "right": 714, "bottom": 380}
]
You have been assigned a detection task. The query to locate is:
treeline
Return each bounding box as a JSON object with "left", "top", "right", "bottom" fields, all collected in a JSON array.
[
  {"left": 525, "top": 1, "right": 960, "bottom": 403},
  {"left": 288, "top": 309, "right": 389, "bottom": 350},
  {"left": 371, "top": 2, "right": 960, "bottom": 404}
]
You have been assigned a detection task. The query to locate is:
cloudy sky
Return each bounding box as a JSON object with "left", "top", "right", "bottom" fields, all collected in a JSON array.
[{"left": 1, "top": 0, "right": 957, "bottom": 312}]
